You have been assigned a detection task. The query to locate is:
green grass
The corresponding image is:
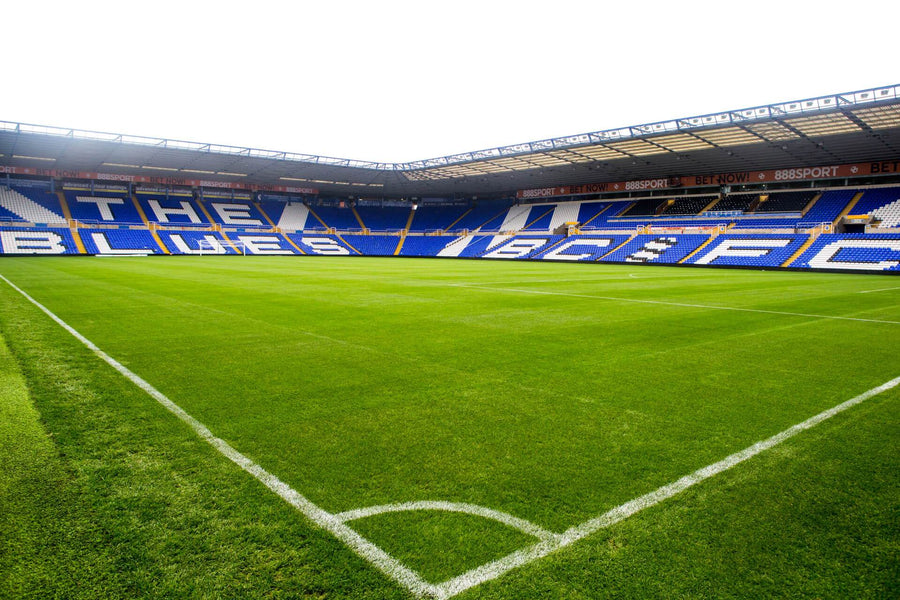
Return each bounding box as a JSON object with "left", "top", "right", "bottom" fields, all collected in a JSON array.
[{"left": 0, "top": 256, "right": 897, "bottom": 598}]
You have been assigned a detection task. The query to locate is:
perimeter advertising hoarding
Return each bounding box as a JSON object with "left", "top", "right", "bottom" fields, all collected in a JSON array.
[
  {"left": 517, "top": 160, "right": 900, "bottom": 199},
  {"left": 0, "top": 166, "right": 318, "bottom": 195}
]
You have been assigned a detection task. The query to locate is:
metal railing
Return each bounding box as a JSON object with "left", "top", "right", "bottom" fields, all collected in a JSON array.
[{"left": 2, "top": 85, "right": 897, "bottom": 173}]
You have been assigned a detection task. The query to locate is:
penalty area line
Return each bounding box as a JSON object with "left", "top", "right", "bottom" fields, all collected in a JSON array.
[{"left": 0, "top": 273, "right": 439, "bottom": 599}]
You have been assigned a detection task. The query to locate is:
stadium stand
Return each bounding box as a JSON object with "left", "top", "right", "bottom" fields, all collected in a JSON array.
[
  {"left": 0, "top": 227, "right": 80, "bottom": 254},
  {"left": 534, "top": 234, "right": 631, "bottom": 261},
  {"left": 231, "top": 234, "right": 301, "bottom": 254},
  {"left": 355, "top": 206, "right": 411, "bottom": 231},
  {"left": 407, "top": 205, "right": 470, "bottom": 232},
  {"left": 714, "top": 194, "right": 756, "bottom": 212},
  {"left": 550, "top": 201, "right": 580, "bottom": 228},
  {"left": 65, "top": 192, "right": 145, "bottom": 225},
  {"left": 873, "top": 201, "right": 900, "bottom": 227},
  {"left": 729, "top": 217, "right": 801, "bottom": 230},
  {"left": 398, "top": 235, "right": 457, "bottom": 257},
  {"left": 2, "top": 84, "right": 898, "bottom": 278},
  {"left": 307, "top": 205, "right": 363, "bottom": 231},
  {"left": 0, "top": 186, "right": 66, "bottom": 223},
  {"left": 286, "top": 233, "right": 359, "bottom": 255},
  {"left": 599, "top": 234, "right": 710, "bottom": 264},
  {"left": 137, "top": 193, "right": 211, "bottom": 226},
  {"left": 80, "top": 229, "right": 163, "bottom": 255},
  {"left": 447, "top": 202, "right": 513, "bottom": 232},
  {"left": 521, "top": 206, "right": 556, "bottom": 231},
  {"left": 688, "top": 234, "right": 809, "bottom": 267},
  {"left": 849, "top": 187, "right": 900, "bottom": 227},
  {"left": 453, "top": 234, "right": 504, "bottom": 257},
  {"left": 799, "top": 189, "right": 858, "bottom": 226},
  {"left": 792, "top": 233, "right": 900, "bottom": 271},
  {"left": 202, "top": 199, "right": 270, "bottom": 228},
  {"left": 341, "top": 234, "right": 400, "bottom": 256},
  {"left": 480, "top": 235, "right": 565, "bottom": 259},
  {"left": 577, "top": 202, "right": 613, "bottom": 226},
  {"left": 659, "top": 197, "right": 716, "bottom": 216},
  {"left": 620, "top": 199, "right": 659, "bottom": 216},
  {"left": 755, "top": 191, "right": 816, "bottom": 213},
  {"left": 156, "top": 230, "right": 236, "bottom": 254},
  {"left": 260, "top": 201, "right": 315, "bottom": 231},
  {"left": 4, "top": 179, "right": 900, "bottom": 273}
]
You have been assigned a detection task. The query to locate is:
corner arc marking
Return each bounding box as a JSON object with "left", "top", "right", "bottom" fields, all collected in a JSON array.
[{"left": 336, "top": 501, "right": 560, "bottom": 542}]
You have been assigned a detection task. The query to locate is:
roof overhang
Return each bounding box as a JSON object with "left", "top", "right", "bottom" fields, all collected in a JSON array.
[{"left": 2, "top": 85, "right": 899, "bottom": 198}]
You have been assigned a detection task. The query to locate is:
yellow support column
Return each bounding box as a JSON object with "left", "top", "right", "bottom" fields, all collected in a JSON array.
[
  {"left": 335, "top": 233, "right": 361, "bottom": 255},
  {"left": 196, "top": 200, "right": 240, "bottom": 254},
  {"left": 352, "top": 206, "right": 366, "bottom": 230},
  {"left": 393, "top": 234, "right": 406, "bottom": 256},
  {"left": 801, "top": 192, "right": 822, "bottom": 215},
  {"left": 131, "top": 193, "right": 170, "bottom": 254},
  {"left": 536, "top": 236, "right": 571, "bottom": 257},
  {"left": 832, "top": 191, "right": 865, "bottom": 226},
  {"left": 257, "top": 204, "right": 307, "bottom": 255},
  {"left": 679, "top": 233, "right": 718, "bottom": 264},
  {"left": 444, "top": 208, "right": 472, "bottom": 232},
  {"left": 781, "top": 234, "right": 819, "bottom": 268},
  {"left": 581, "top": 204, "right": 613, "bottom": 227},
  {"left": 306, "top": 204, "right": 330, "bottom": 229},
  {"left": 700, "top": 197, "right": 721, "bottom": 213},
  {"left": 391, "top": 206, "right": 417, "bottom": 256},
  {"left": 522, "top": 207, "right": 555, "bottom": 230},
  {"left": 597, "top": 234, "right": 636, "bottom": 261},
  {"left": 616, "top": 202, "right": 637, "bottom": 218},
  {"left": 403, "top": 207, "right": 416, "bottom": 232},
  {"left": 255, "top": 201, "right": 277, "bottom": 228},
  {"left": 56, "top": 191, "right": 87, "bottom": 254}
]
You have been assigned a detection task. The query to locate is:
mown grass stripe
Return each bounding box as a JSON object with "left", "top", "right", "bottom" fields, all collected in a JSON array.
[
  {"left": 0, "top": 273, "right": 439, "bottom": 599},
  {"left": 451, "top": 283, "right": 900, "bottom": 325}
]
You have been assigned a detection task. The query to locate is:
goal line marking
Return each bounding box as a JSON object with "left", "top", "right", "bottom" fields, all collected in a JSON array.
[{"left": 3, "top": 272, "right": 897, "bottom": 600}]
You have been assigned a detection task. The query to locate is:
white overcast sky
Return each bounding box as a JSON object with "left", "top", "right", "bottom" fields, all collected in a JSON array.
[{"left": 3, "top": 1, "right": 896, "bottom": 164}]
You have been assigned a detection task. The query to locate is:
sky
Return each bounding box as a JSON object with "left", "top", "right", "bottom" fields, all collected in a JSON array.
[{"left": 4, "top": 1, "right": 897, "bottom": 164}]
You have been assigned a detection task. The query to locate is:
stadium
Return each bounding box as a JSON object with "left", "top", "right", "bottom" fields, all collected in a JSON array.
[
  {"left": 1, "top": 84, "right": 898, "bottom": 599},
  {"left": 2, "top": 86, "right": 900, "bottom": 268}
]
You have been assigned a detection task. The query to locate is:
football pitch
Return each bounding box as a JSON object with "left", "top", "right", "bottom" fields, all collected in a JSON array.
[{"left": 1, "top": 256, "right": 897, "bottom": 599}]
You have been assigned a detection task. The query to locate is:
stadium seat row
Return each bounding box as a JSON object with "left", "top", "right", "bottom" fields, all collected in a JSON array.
[
  {"left": 4, "top": 185, "right": 900, "bottom": 234},
  {"left": 4, "top": 227, "right": 898, "bottom": 271}
]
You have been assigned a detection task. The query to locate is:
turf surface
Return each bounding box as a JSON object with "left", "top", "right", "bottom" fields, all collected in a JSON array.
[{"left": 0, "top": 256, "right": 897, "bottom": 598}]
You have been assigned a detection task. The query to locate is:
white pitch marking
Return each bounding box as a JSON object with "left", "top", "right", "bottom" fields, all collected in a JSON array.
[
  {"left": 0, "top": 273, "right": 439, "bottom": 599},
  {"left": 451, "top": 284, "right": 900, "bottom": 325},
  {"left": 336, "top": 501, "right": 560, "bottom": 542},
  {"left": 448, "top": 274, "right": 669, "bottom": 286},
  {"left": 858, "top": 286, "right": 900, "bottom": 294},
  {"left": 5, "top": 272, "right": 900, "bottom": 599},
  {"left": 433, "top": 374, "right": 900, "bottom": 600}
]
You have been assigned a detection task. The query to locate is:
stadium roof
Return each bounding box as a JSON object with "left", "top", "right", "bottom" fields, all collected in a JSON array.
[{"left": 2, "top": 85, "right": 899, "bottom": 198}]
